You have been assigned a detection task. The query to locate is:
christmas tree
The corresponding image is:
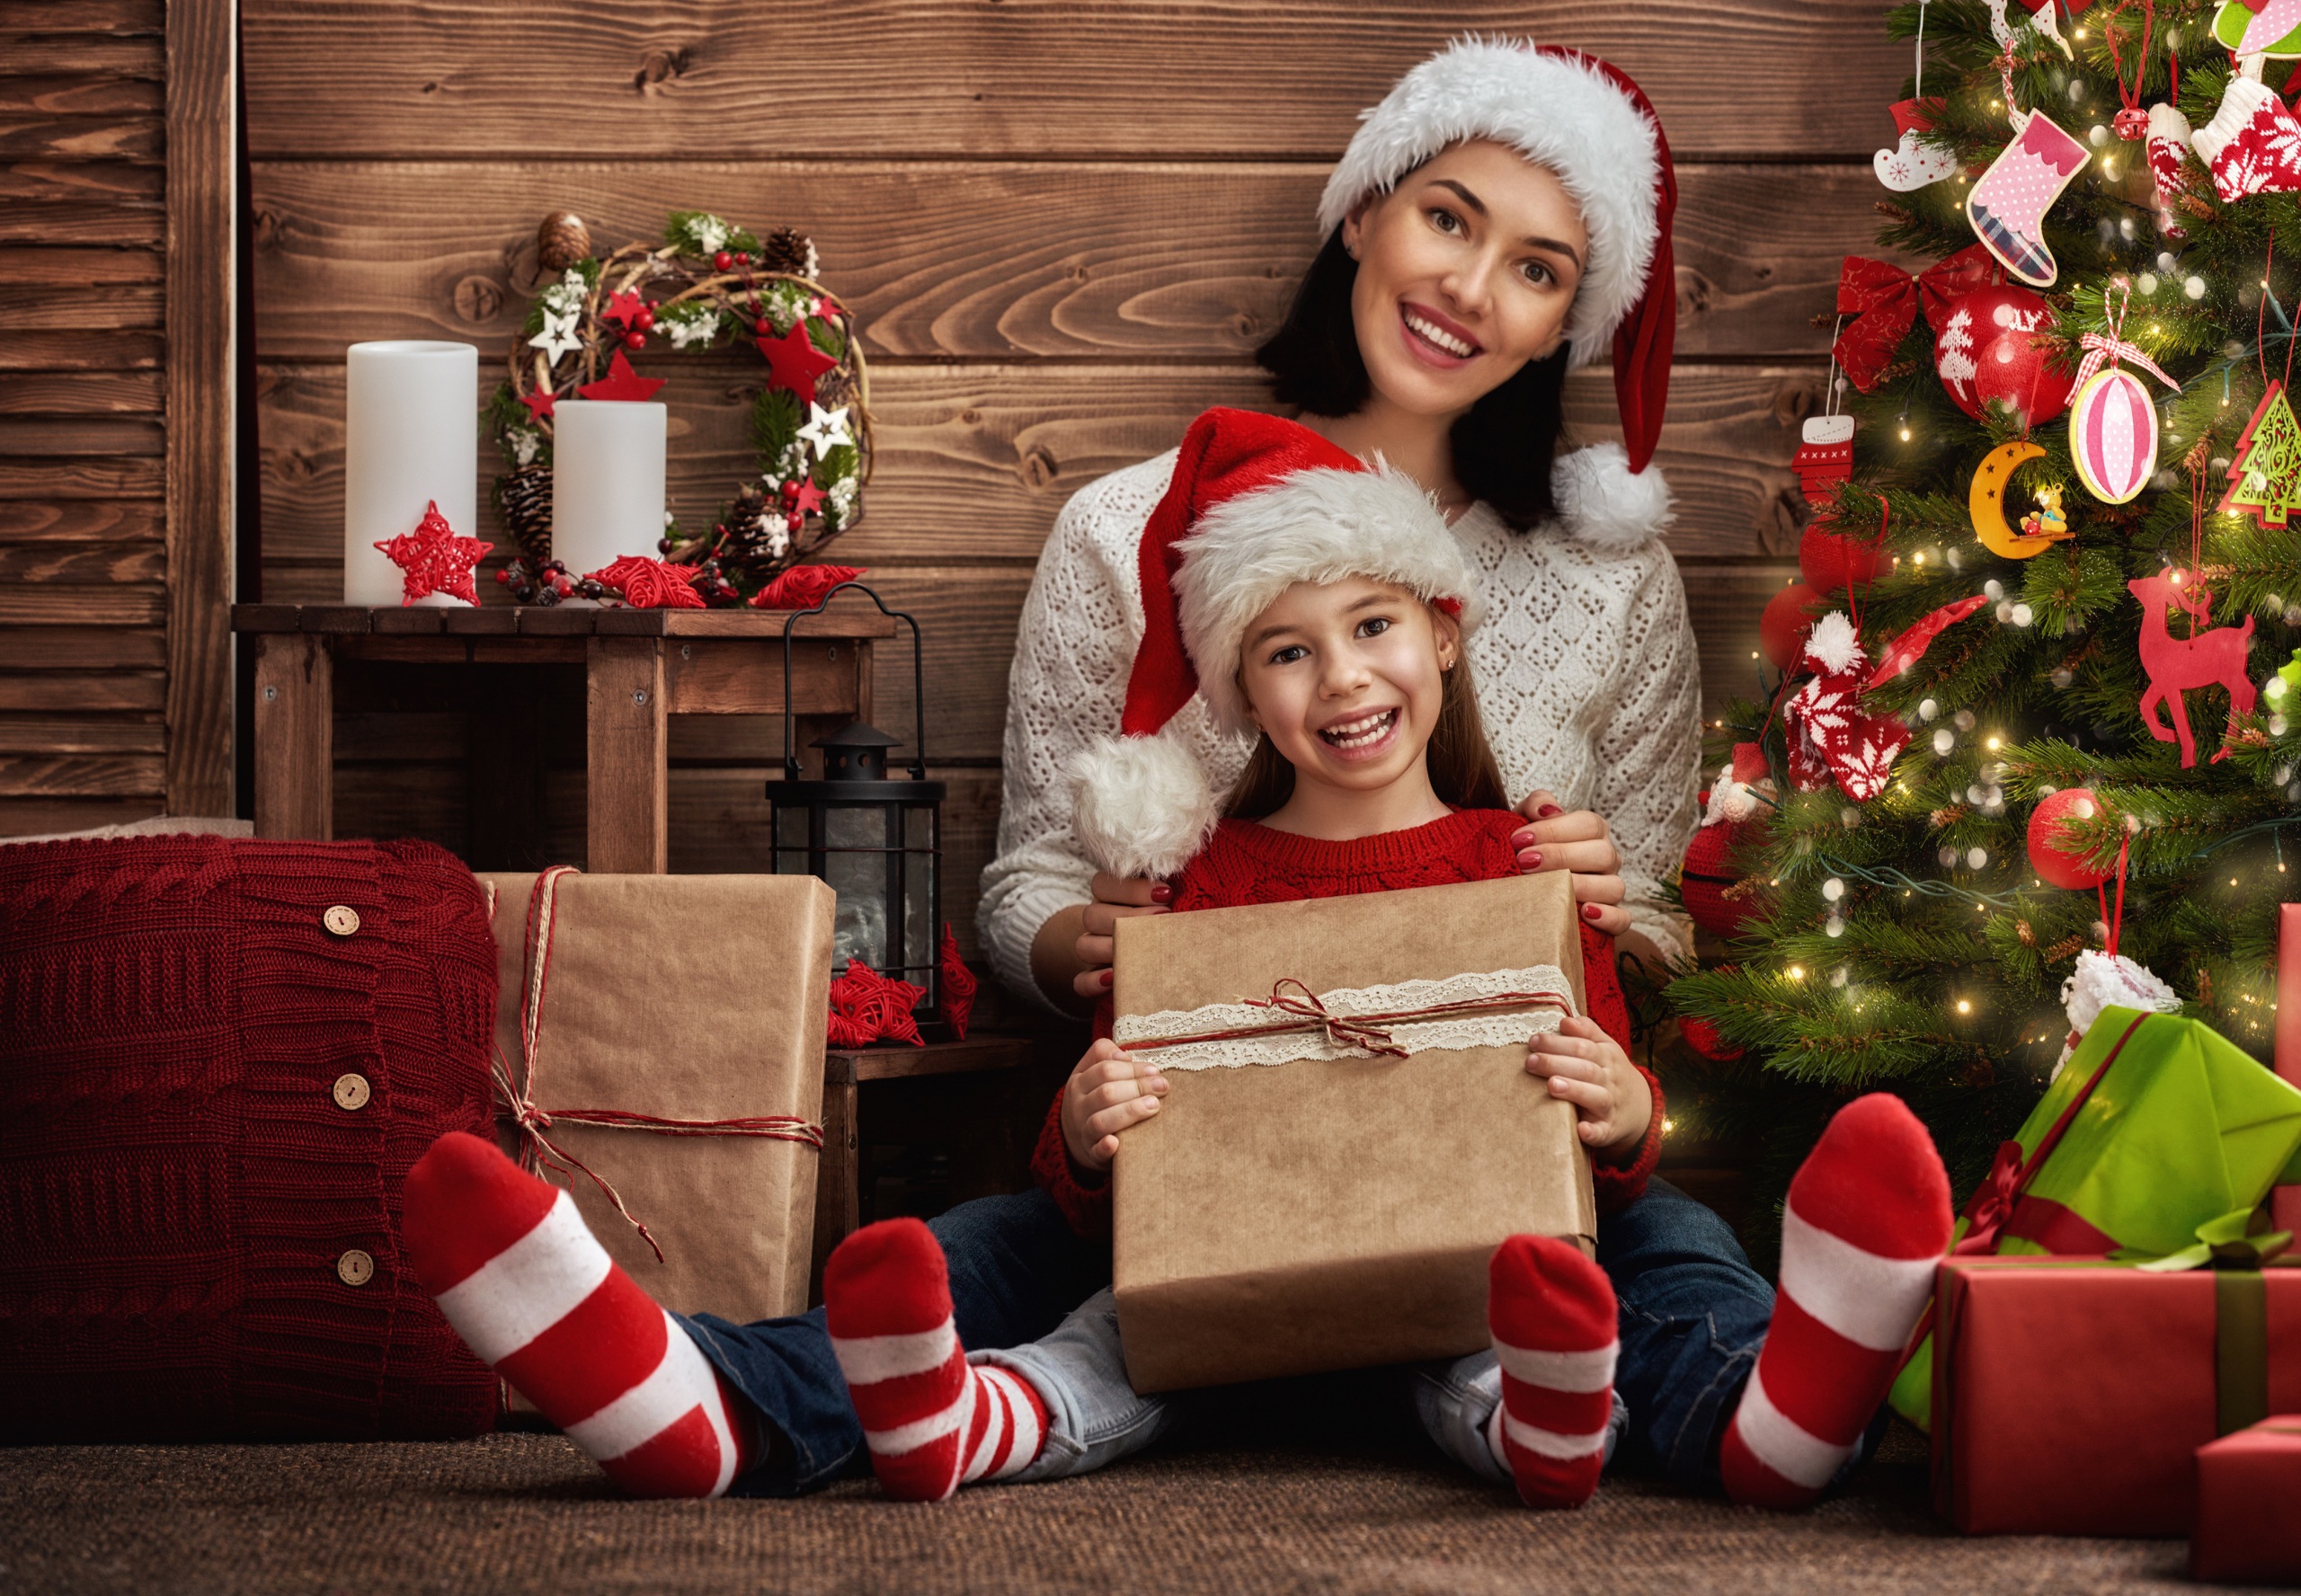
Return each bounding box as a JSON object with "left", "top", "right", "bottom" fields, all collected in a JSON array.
[{"left": 1664, "top": 0, "right": 2301, "bottom": 1249}]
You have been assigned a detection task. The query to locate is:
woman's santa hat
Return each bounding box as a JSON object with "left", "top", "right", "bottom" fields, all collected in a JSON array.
[
  {"left": 1070, "top": 407, "right": 1481, "bottom": 880},
  {"left": 1319, "top": 37, "right": 1678, "bottom": 479}
]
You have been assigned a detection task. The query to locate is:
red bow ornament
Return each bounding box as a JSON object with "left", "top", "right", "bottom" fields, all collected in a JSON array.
[
  {"left": 1833, "top": 244, "right": 2003, "bottom": 392},
  {"left": 1783, "top": 612, "right": 1909, "bottom": 802}
]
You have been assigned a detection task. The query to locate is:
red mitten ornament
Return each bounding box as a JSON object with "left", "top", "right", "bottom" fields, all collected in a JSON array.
[
  {"left": 374, "top": 500, "right": 493, "bottom": 607},
  {"left": 2146, "top": 102, "right": 2201, "bottom": 235},
  {"left": 1782, "top": 613, "right": 1908, "bottom": 802},
  {"left": 2192, "top": 72, "right": 2301, "bottom": 201}
]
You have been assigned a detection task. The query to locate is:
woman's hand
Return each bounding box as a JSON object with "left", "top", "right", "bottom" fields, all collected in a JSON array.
[
  {"left": 1062, "top": 1039, "right": 1169, "bottom": 1170},
  {"left": 1512, "top": 789, "right": 1630, "bottom": 937},
  {"left": 1525, "top": 1015, "right": 1653, "bottom": 1162},
  {"left": 1070, "top": 872, "right": 1171, "bottom": 1000}
]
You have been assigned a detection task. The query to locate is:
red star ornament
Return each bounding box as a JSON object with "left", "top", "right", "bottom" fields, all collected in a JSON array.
[
  {"left": 755, "top": 319, "right": 839, "bottom": 405},
  {"left": 600, "top": 288, "right": 646, "bottom": 329},
  {"left": 586, "top": 555, "right": 706, "bottom": 608},
  {"left": 373, "top": 501, "right": 493, "bottom": 607},
  {"left": 789, "top": 476, "right": 829, "bottom": 517},
  {"left": 577, "top": 348, "right": 666, "bottom": 403},
  {"left": 825, "top": 956, "right": 926, "bottom": 1048},
  {"left": 520, "top": 387, "right": 557, "bottom": 423}
]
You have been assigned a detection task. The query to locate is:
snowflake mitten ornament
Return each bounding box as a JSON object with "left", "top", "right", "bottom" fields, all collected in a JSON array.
[
  {"left": 1783, "top": 613, "right": 1910, "bottom": 802},
  {"left": 1965, "top": 111, "right": 2090, "bottom": 286},
  {"left": 1874, "top": 98, "right": 1958, "bottom": 192},
  {"left": 2192, "top": 71, "right": 2301, "bottom": 201},
  {"left": 2146, "top": 102, "right": 2201, "bottom": 236}
]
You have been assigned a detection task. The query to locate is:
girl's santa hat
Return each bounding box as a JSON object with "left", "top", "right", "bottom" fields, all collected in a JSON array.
[
  {"left": 1070, "top": 407, "right": 1481, "bottom": 880},
  {"left": 1320, "top": 38, "right": 1678, "bottom": 478}
]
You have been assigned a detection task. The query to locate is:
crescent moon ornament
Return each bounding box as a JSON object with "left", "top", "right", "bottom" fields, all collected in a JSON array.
[{"left": 1970, "top": 440, "right": 2074, "bottom": 559}]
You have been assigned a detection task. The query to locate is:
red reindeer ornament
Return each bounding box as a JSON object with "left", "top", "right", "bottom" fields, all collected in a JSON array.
[{"left": 2127, "top": 572, "right": 2258, "bottom": 767}]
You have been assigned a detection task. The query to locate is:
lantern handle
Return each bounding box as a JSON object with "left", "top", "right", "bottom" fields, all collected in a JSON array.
[{"left": 778, "top": 580, "right": 927, "bottom": 782}]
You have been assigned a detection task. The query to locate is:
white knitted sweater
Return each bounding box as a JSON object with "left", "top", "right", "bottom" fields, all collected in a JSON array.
[{"left": 979, "top": 441, "right": 1704, "bottom": 1007}]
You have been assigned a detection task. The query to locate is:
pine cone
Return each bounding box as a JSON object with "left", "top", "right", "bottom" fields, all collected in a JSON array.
[
  {"left": 759, "top": 226, "right": 815, "bottom": 278},
  {"left": 497, "top": 463, "right": 554, "bottom": 566},
  {"left": 537, "top": 211, "right": 592, "bottom": 273}
]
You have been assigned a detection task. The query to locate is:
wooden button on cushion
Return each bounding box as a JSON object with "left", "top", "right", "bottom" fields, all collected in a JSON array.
[
  {"left": 323, "top": 905, "right": 361, "bottom": 937},
  {"left": 332, "top": 1072, "right": 371, "bottom": 1111},
  {"left": 336, "top": 1249, "right": 375, "bottom": 1286}
]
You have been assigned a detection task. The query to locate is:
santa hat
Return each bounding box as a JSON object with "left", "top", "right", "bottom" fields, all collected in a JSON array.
[
  {"left": 1070, "top": 408, "right": 1480, "bottom": 879},
  {"left": 1318, "top": 38, "right": 1677, "bottom": 474}
]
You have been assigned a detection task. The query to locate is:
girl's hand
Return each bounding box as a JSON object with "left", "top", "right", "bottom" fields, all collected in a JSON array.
[
  {"left": 1525, "top": 1015, "right": 1653, "bottom": 1161},
  {"left": 1062, "top": 1039, "right": 1169, "bottom": 1170},
  {"left": 1512, "top": 789, "right": 1630, "bottom": 937},
  {"left": 1071, "top": 872, "right": 1172, "bottom": 1000}
]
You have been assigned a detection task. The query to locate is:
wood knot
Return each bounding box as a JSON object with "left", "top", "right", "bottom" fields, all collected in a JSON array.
[
  {"left": 632, "top": 48, "right": 691, "bottom": 95},
  {"left": 1017, "top": 445, "right": 1059, "bottom": 492},
  {"left": 453, "top": 276, "right": 504, "bottom": 325}
]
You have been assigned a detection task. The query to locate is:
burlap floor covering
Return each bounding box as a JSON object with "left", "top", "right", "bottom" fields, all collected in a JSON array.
[{"left": 0, "top": 1422, "right": 2191, "bottom": 1595}]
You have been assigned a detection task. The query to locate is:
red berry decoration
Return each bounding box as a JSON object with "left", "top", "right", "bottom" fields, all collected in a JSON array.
[
  {"left": 1760, "top": 582, "right": 1826, "bottom": 670},
  {"left": 734, "top": 251, "right": 751, "bottom": 266},
  {"left": 786, "top": 512, "right": 804, "bottom": 533},
  {"left": 713, "top": 251, "right": 733, "bottom": 271},
  {"left": 624, "top": 330, "right": 646, "bottom": 350},
  {"left": 633, "top": 306, "right": 655, "bottom": 332},
  {"left": 2027, "top": 786, "right": 2113, "bottom": 890}
]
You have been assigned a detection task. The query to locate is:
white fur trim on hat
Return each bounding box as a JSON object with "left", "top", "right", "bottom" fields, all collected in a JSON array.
[
  {"left": 1552, "top": 443, "right": 1672, "bottom": 548},
  {"left": 1069, "top": 726, "right": 1222, "bottom": 882},
  {"left": 1318, "top": 39, "right": 1661, "bottom": 368},
  {"left": 1171, "top": 462, "right": 1478, "bottom": 734}
]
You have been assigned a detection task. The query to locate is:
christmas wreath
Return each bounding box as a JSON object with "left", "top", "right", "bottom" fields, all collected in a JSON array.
[{"left": 484, "top": 208, "right": 874, "bottom": 607}]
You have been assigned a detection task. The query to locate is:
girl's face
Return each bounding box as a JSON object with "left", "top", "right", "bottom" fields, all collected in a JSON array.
[
  {"left": 1238, "top": 575, "right": 1459, "bottom": 798},
  {"left": 1340, "top": 139, "right": 1588, "bottom": 420}
]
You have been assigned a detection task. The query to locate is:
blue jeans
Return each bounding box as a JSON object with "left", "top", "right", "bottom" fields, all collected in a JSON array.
[
  {"left": 681, "top": 1178, "right": 1824, "bottom": 1498},
  {"left": 677, "top": 1189, "right": 1109, "bottom": 1497}
]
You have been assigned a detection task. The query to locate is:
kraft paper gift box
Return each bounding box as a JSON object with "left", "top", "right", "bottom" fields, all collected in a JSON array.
[
  {"left": 2192, "top": 1415, "right": 2301, "bottom": 1583},
  {"left": 1891, "top": 1006, "right": 2301, "bottom": 1428},
  {"left": 1929, "top": 1255, "right": 2301, "bottom": 1537},
  {"left": 480, "top": 870, "right": 834, "bottom": 1326},
  {"left": 1109, "top": 872, "right": 1594, "bottom": 1394}
]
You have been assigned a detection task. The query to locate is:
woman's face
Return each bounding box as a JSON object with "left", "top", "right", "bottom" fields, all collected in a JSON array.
[
  {"left": 1238, "top": 575, "right": 1459, "bottom": 798},
  {"left": 1341, "top": 139, "right": 1588, "bottom": 419}
]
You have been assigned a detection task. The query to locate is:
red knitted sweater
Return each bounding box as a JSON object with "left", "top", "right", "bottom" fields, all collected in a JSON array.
[
  {"left": 1032, "top": 807, "right": 1665, "bottom": 1236},
  {"left": 0, "top": 837, "right": 500, "bottom": 1441}
]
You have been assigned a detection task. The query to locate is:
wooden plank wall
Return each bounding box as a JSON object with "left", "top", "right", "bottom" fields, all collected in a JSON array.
[{"left": 238, "top": 2, "right": 1908, "bottom": 963}]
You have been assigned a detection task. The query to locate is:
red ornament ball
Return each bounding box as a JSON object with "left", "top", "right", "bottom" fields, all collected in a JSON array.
[
  {"left": 713, "top": 251, "right": 733, "bottom": 271},
  {"left": 1933, "top": 285, "right": 2074, "bottom": 427},
  {"left": 1682, "top": 817, "right": 1765, "bottom": 938},
  {"left": 633, "top": 306, "right": 655, "bottom": 332},
  {"left": 1799, "top": 525, "right": 1887, "bottom": 596},
  {"left": 2027, "top": 786, "right": 2112, "bottom": 890},
  {"left": 786, "top": 512, "right": 804, "bottom": 533},
  {"left": 734, "top": 251, "right": 751, "bottom": 266},
  {"left": 1760, "top": 581, "right": 1825, "bottom": 670},
  {"left": 624, "top": 330, "right": 646, "bottom": 350}
]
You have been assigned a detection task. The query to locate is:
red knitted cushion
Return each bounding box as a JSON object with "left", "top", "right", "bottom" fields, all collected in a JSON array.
[{"left": 0, "top": 836, "right": 499, "bottom": 1441}]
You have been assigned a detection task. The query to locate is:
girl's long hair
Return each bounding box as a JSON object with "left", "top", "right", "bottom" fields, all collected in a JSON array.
[{"left": 1223, "top": 649, "right": 1513, "bottom": 819}]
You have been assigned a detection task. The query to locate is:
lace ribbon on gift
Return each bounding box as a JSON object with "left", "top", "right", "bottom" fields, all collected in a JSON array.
[
  {"left": 1112, "top": 966, "right": 1577, "bottom": 1071},
  {"left": 486, "top": 866, "right": 824, "bottom": 1263}
]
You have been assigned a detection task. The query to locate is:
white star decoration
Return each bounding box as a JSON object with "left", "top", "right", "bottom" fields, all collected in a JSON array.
[
  {"left": 529, "top": 308, "right": 581, "bottom": 364},
  {"left": 795, "top": 402, "right": 853, "bottom": 461}
]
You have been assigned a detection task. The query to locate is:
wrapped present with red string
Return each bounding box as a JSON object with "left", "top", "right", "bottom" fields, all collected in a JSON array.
[
  {"left": 1888, "top": 1006, "right": 2301, "bottom": 1431},
  {"left": 1108, "top": 872, "right": 1594, "bottom": 1393},
  {"left": 2274, "top": 903, "right": 2301, "bottom": 1238},
  {"left": 2193, "top": 1414, "right": 2301, "bottom": 1582},
  {"left": 479, "top": 868, "right": 834, "bottom": 1326},
  {"left": 1930, "top": 1245, "right": 2301, "bottom": 1538}
]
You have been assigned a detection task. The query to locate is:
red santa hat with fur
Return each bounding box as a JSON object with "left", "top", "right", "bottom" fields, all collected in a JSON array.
[{"left": 1070, "top": 407, "right": 1481, "bottom": 880}]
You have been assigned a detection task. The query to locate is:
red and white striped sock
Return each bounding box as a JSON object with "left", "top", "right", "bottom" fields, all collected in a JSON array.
[
  {"left": 1485, "top": 1234, "right": 1617, "bottom": 1509},
  {"left": 824, "top": 1218, "right": 1047, "bottom": 1502},
  {"left": 404, "top": 1132, "right": 754, "bottom": 1499},
  {"left": 1719, "top": 1093, "right": 1950, "bottom": 1509}
]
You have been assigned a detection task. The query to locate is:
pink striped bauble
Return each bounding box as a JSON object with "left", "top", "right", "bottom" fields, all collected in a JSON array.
[{"left": 2068, "top": 367, "right": 2159, "bottom": 504}]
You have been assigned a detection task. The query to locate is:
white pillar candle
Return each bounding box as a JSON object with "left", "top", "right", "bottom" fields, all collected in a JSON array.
[
  {"left": 550, "top": 401, "right": 669, "bottom": 580},
  {"left": 343, "top": 340, "right": 479, "bottom": 606}
]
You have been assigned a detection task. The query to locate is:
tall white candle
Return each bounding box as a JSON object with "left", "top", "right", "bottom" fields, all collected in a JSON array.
[
  {"left": 343, "top": 341, "right": 479, "bottom": 605},
  {"left": 551, "top": 400, "right": 668, "bottom": 579}
]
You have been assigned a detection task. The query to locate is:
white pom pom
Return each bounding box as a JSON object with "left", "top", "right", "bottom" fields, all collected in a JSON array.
[
  {"left": 1550, "top": 443, "right": 1673, "bottom": 549},
  {"left": 1068, "top": 730, "right": 1221, "bottom": 881},
  {"left": 2059, "top": 949, "right": 2181, "bottom": 1042},
  {"left": 1803, "top": 611, "right": 1867, "bottom": 676}
]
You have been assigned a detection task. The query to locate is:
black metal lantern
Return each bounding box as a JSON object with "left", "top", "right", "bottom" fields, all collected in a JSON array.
[{"left": 767, "top": 582, "right": 944, "bottom": 1023}]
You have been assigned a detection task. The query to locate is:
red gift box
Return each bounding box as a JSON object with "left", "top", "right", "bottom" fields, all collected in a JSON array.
[
  {"left": 2194, "top": 1417, "right": 2301, "bottom": 1583},
  {"left": 1932, "top": 1256, "right": 2301, "bottom": 1536},
  {"left": 2275, "top": 904, "right": 2301, "bottom": 1237}
]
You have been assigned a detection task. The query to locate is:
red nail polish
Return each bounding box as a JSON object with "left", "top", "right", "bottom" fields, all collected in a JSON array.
[
  {"left": 1582, "top": 903, "right": 1604, "bottom": 922},
  {"left": 1539, "top": 803, "right": 1564, "bottom": 819},
  {"left": 1100, "top": 969, "right": 1115, "bottom": 988},
  {"left": 1150, "top": 884, "right": 1173, "bottom": 903},
  {"left": 1511, "top": 829, "right": 1534, "bottom": 847},
  {"left": 1520, "top": 849, "right": 1542, "bottom": 869}
]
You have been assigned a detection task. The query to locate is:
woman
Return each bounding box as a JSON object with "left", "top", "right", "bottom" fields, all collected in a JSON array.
[{"left": 981, "top": 39, "right": 1702, "bottom": 1012}]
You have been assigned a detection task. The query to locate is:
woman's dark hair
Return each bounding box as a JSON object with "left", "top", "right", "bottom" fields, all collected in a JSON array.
[
  {"left": 1254, "top": 229, "right": 1572, "bottom": 531},
  {"left": 1223, "top": 649, "right": 1512, "bottom": 820}
]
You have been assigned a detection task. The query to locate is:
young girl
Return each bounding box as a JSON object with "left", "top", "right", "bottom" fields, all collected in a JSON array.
[{"left": 819, "top": 409, "right": 1957, "bottom": 1511}]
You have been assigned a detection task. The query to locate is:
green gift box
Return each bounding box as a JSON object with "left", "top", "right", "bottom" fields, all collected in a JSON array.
[{"left": 1890, "top": 1006, "right": 2301, "bottom": 1429}]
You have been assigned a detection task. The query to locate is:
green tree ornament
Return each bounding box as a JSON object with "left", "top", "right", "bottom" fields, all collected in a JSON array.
[{"left": 2220, "top": 381, "right": 2301, "bottom": 530}]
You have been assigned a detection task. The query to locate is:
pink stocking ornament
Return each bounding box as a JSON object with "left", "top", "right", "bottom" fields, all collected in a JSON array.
[{"left": 1966, "top": 111, "right": 2091, "bottom": 287}]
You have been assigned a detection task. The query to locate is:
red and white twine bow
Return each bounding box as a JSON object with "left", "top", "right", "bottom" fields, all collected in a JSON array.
[
  {"left": 488, "top": 865, "right": 823, "bottom": 1264},
  {"left": 2074, "top": 279, "right": 2180, "bottom": 389},
  {"left": 1123, "top": 976, "right": 1573, "bottom": 1062}
]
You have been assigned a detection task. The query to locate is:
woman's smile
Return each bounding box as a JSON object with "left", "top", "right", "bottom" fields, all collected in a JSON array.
[{"left": 1399, "top": 301, "right": 1482, "bottom": 366}]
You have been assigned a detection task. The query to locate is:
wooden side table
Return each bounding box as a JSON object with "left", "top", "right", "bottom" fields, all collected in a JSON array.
[
  {"left": 809, "top": 1035, "right": 1035, "bottom": 1301},
  {"left": 231, "top": 604, "right": 896, "bottom": 872}
]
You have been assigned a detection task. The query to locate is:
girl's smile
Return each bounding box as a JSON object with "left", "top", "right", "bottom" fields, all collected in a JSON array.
[{"left": 1316, "top": 705, "right": 1402, "bottom": 758}]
